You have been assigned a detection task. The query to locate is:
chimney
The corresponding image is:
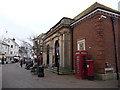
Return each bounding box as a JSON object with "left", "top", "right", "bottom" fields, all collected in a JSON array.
[{"left": 13, "top": 38, "right": 15, "bottom": 41}]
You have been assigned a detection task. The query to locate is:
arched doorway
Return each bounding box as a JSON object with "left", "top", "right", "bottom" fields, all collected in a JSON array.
[
  {"left": 47, "top": 45, "right": 49, "bottom": 65},
  {"left": 55, "top": 40, "right": 59, "bottom": 67}
]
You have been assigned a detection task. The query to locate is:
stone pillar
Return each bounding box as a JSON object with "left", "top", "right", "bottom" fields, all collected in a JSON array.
[{"left": 63, "top": 30, "right": 71, "bottom": 70}]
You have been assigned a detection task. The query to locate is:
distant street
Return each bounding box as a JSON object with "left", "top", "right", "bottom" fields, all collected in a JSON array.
[{"left": 2, "top": 63, "right": 118, "bottom": 88}]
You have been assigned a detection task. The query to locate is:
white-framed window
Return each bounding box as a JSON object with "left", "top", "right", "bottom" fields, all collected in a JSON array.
[
  {"left": 77, "top": 39, "right": 85, "bottom": 50},
  {"left": 11, "top": 45, "right": 13, "bottom": 48},
  {"left": 10, "top": 51, "right": 12, "bottom": 54}
]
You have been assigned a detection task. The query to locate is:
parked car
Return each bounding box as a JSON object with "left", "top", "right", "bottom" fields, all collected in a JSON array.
[
  {"left": 14, "top": 59, "right": 19, "bottom": 63},
  {"left": 25, "top": 58, "right": 32, "bottom": 64},
  {"left": 4, "top": 61, "right": 6, "bottom": 64},
  {"left": 25, "top": 59, "right": 33, "bottom": 70},
  {"left": 11, "top": 60, "right": 15, "bottom": 63}
]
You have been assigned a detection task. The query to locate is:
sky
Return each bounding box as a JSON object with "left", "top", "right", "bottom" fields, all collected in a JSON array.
[{"left": 0, "top": 0, "right": 119, "bottom": 45}]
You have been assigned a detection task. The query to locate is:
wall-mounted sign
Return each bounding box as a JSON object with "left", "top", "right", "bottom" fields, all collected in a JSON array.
[
  {"left": 105, "top": 68, "right": 113, "bottom": 71},
  {"left": 81, "top": 52, "right": 87, "bottom": 54},
  {"left": 76, "top": 52, "right": 80, "bottom": 54}
]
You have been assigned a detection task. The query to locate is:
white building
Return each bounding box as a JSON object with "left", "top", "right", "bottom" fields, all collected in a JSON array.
[
  {"left": 0, "top": 38, "right": 33, "bottom": 62},
  {"left": 0, "top": 40, "right": 9, "bottom": 60},
  {"left": 19, "top": 41, "right": 34, "bottom": 60},
  {"left": 4, "top": 38, "right": 19, "bottom": 62}
]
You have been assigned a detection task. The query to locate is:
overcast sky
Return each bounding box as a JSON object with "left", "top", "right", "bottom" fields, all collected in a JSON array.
[{"left": 0, "top": 0, "right": 119, "bottom": 45}]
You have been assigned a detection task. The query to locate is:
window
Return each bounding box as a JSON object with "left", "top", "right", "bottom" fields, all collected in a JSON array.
[
  {"left": 77, "top": 39, "right": 85, "bottom": 50},
  {"left": 11, "top": 45, "right": 13, "bottom": 48},
  {"left": 10, "top": 51, "right": 12, "bottom": 54},
  {"left": 40, "top": 47, "right": 43, "bottom": 51}
]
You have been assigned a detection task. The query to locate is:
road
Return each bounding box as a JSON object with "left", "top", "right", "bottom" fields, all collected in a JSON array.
[{"left": 2, "top": 63, "right": 119, "bottom": 88}]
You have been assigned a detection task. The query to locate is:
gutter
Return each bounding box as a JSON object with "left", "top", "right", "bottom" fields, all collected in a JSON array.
[
  {"left": 70, "top": 26, "right": 74, "bottom": 70},
  {"left": 111, "top": 17, "right": 119, "bottom": 80}
]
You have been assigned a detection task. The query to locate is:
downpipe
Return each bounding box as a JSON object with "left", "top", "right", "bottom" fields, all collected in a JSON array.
[{"left": 111, "top": 17, "right": 119, "bottom": 80}]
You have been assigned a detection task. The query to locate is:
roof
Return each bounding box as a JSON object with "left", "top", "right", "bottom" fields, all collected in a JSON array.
[
  {"left": 6, "top": 38, "right": 19, "bottom": 46},
  {"left": 43, "top": 17, "right": 73, "bottom": 40},
  {"left": 74, "top": 2, "right": 120, "bottom": 20},
  {"left": 45, "top": 17, "right": 73, "bottom": 35},
  {"left": 0, "top": 40, "right": 9, "bottom": 46}
]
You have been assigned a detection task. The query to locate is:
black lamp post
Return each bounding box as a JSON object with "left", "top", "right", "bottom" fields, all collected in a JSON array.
[{"left": 2, "top": 54, "right": 4, "bottom": 64}]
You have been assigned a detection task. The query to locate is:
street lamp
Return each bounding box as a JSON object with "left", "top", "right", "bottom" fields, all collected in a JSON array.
[{"left": 2, "top": 54, "right": 4, "bottom": 64}]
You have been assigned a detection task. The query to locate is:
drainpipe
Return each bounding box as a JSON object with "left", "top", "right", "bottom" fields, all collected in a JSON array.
[
  {"left": 111, "top": 17, "right": 119, "bottom": 80},
  {"left": 70, "top": 26, "right": 74, "bottom": 70}
]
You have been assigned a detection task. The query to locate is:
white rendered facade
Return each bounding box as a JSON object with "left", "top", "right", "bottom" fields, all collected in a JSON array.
[
  {"left": 4, "top": 38, "right": 19, "bottom": 61},
  {"left": 0, "top": 40, "right": 9, "bottom": 59}
]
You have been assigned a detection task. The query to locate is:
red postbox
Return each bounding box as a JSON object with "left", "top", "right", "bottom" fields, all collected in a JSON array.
[
  {"left": 86, "top": 60, "right": 94, "bottom": 80},
  {"left": 74, "top": 50, "right": 88, "bottom": 79}
]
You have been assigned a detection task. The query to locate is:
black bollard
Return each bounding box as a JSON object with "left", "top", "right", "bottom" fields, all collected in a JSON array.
[{"left": 38, "top": 66, "right": 44, "bottom": 77}]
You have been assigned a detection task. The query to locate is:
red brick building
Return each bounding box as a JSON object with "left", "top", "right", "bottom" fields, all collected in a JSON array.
[{"left": 71, "top": 2, "right": 120, "bottom": 80}]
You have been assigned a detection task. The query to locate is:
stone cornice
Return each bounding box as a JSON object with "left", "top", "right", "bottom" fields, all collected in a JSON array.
[
  {"left": 71, "top": 8, "right": 120, "bottom": 26},
  {"left": 43, "top": 17, "right": 73, "bottom": 41}
]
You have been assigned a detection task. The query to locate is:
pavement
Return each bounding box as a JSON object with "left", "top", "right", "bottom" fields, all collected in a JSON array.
[
  {"left": 0, "top": 65, "right": 2, "bottom": 90},
  {"left": 2, "top": 63, "right": 119, "bottom": 88}
]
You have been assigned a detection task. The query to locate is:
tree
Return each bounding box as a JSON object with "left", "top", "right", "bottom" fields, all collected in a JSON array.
[
  {"left": 19, "top": 40, "right": 34, "bottom": 59},
  {"left": 27, "top": 33, "right": 38, "bottom": 45}
]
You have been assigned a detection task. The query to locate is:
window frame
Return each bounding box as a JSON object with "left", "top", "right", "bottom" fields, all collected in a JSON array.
[{"left": 77, "top": 39, "right": 86, "bottom": 50}]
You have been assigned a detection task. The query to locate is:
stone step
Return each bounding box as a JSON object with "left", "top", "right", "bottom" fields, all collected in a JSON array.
[{"left": 46, "top": 67, "right": 74, "bottom": 75}]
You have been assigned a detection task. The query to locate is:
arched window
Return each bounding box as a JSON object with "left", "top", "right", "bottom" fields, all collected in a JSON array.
[
  {"left": 46, "top": 45, "right": 49, "bottom": 64},
  {"left": 55, "top": 40, "right": 59, "bottom": 67}
]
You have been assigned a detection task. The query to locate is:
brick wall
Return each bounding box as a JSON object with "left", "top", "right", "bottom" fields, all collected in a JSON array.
[{"left": 73, "top": 13, "right": 119, "bottom": 75}]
